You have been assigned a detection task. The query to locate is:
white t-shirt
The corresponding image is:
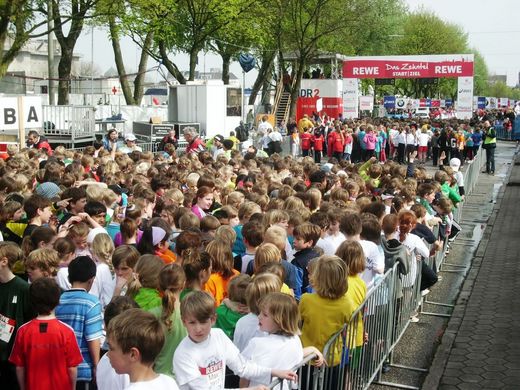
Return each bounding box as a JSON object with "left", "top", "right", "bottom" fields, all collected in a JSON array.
[
  {"left": 126, "top": 374, "right": 180, "bottom": 390},
  {"left": 89, "top": 262, "right": 116, "bottom": 310},
  {"left": 173, "top": 328, "right": 271, "bottom": 390},
  {"left": 242, "top": 334, "right": 303, "bottom": 389},
  {"left": 316, "top": 232, "right": 346, "bottom": 256},
  {"left": 418, "top": 133, "right": 430, "bottom": 147},
  {"left": 56, "top": 267, "right": 71, "bottom": 290},
  {"left": 401, "top": 233, "right": 429, "bottom": 288},
  {"left": 96, "top": 353, "right": 130, "bottom": 390},
  {"left": 358, "top": 239, "right": 385, "bottom": 289},
  {"left": 257, "top": 121, "right": 273, "bottom": 136},
  {"left": 233, "top": 313, "right": 266, "bottom": 352}
]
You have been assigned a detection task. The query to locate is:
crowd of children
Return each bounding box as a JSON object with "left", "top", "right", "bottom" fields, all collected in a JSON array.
[{"left": 0, "top": 115, "right": 470, "bottom": 389}]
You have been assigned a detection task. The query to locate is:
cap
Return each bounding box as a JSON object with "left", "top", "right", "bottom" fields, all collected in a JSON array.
[
  {"left": 87, "top": 228, "right": 108, "bottom": 244},
  {"left": 449, "top": 158, "right": 461, "bottom": 172},
  {"left": 68, "top": 256, "right": 97, "bottom": 283},
  {"left": 35, "top": 182, "right": 61, "bottom": 200},
  {"left": 152, "top": 226, "right": 167, "bottom": 246},
  {"left": 214, "top": 134, "right": 224, "bottom": 143},
  {"left": 321, "top": 163, "right": 333, "bottom": 173},
  {"left": 125, "top": 133, "right": 137, "bottom": 141}
]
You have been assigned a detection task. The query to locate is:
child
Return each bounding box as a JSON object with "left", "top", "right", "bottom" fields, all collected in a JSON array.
[
  {"left": 22, "top": 194, "right": 53, "bottom": 237},
  {"left": 311, "top": 128, "right": 324, "bottom": 164},
  {"left": 0, "top": 200, "right": 24, "bottom": 245},
  {"left": 67, "top": 222, "right": 91, "bottom": 257},
  {"left": 112, "top": 244, "right": 140, "bottom": 297},
  {"left": 173, "top": 290, "right": 296, "bottom": 389},
  {"left": 25, "top": 248, "right": 60, "bottom": 282},
  {"left": 89, "top": 232, "right": 116, "bottom": 310},
  {"left": 149, "top": 263, "right": 188, "bottom": 378},
  {"left": 181, "top": 250, "right": 212, "bottom": 300},
  {"left": 127, "top": 254, "right": 164, "bottom": 310},
  {"left": 106, "top": 308, "right": 180, "bottom": 389},
  {"left": 204, "top": 239, "right": 240, "bottom": 306},
  {"left": 215, "top": 274, "right": 251, "bottom": 339},
  {"left": 54, "top": 237, "right": 76, "bottom": 290},
  {"left": 234, "top": 273, "right": 282, "bottom": 352},
  {"left": 241, "top": 292, "right": 324, "bottom": 389},
  {"left": 299, "top": 255, "right": 356, "bottom": 369},
  {"left": 97, "top": 296, "right": 140, "bottom": 390},
  {"left": 292, "top": 223, "right": 322, "bottom": 293},
  {"left": 9, "top": 277, "right": 83, "bottom": 390},
  {"left": 55, "top": 256, "right": 103, "bottom": 388},
  {"left": 239, "top": 221, "right": 263, "bottom": 274},
  {"left": 316, "top": 208, "right": 346, "bottom": 256},
  {"left": 0, "top": 242, "right": 32, "bottom": 388},
  {"left": 300, "top": 127, "right": 312, "bottom": 157}
]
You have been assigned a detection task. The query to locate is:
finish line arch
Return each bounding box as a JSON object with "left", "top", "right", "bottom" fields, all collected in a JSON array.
[{"left": 341, "top": 54, "right": 474, "bottom": 119}]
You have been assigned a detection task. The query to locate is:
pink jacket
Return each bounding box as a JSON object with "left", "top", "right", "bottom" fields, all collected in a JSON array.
[{"left": 364, "top": 133, "right": 377, "bottom": 150}]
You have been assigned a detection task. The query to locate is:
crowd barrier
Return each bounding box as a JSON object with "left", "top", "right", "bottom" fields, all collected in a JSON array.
[{"left": 268, "top": 148, "right": 484, "bottom": 390}]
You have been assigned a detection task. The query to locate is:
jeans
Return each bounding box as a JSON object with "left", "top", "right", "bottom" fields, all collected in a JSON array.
[{"left": 485, "top": 146, "right": 496, "bottom": 173}]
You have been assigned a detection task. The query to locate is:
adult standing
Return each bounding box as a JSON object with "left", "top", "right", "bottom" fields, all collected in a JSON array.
[
  {"left": 482, "top": 120, "right": 497, "bottom": 175},
  {"left": 268, "top": 127, "right": 283, "bottom": 155},
  {"left": 26, "top": 130, "right": 53, "bottom": 156},
  {"left": 256, "top": 115, "right": 273, "bottom": 149},
  {"left": 183, "top": 127, "right": 206, "bottom": 155}
]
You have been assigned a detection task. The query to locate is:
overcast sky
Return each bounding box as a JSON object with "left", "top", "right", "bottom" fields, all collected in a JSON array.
[{"left": 75, "top": 0, "right": 520, "bottom": 87}]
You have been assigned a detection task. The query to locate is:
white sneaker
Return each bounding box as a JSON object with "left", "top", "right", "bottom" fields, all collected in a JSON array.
[
  {"left": 410, "top": 315, "right": 420, "bottom": 323},
  {"left": 421, "top": 289, "right": 430, "bottom": 297}
]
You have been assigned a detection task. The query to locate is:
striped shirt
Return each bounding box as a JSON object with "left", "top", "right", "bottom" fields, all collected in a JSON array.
[{"left": 55, "top": 289, "right": 103, "bottom": 382}]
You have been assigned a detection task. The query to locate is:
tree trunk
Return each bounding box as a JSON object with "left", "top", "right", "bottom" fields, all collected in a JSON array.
[
  {"left": 188, "top": 47, "right": 198, "bottom": 81},
  {"left": 158, "top": 40, "right": 186, "bottom": 84},
  {"left": 133, "top": 30, "right": 153, "bottom": 105},
  {"left": 109, "top": 15, "right": 135, "bottom": 105},
  {"left": 57, "top": 48, "right": 73, "bottom": 105},
  {"left": 248, "top": 51, "right": 275, "bottom": 105},
  {"left": 289, "top": 58, "right": 305, "bottom": 119},
  {"left": 221, "top": 53, "right": 231, "bottom": 85}
]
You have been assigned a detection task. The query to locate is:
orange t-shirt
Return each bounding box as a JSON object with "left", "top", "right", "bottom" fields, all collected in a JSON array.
[
  {"left": 155, "top": 248, "right": 177, "bottom": 264},
  {"left": 204, "top": 269, "right": 240, "bottom": 306}
]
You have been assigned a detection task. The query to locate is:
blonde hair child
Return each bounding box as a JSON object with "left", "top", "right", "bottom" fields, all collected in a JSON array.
[
  {"left": 204, "top": 239, "right": 240, "bottom": 306},
  {"left": 240, "top": 292, "right": 324, "bottom": 388},
  {"left": 127, "top": 254, "right": 164, "bottom": 310},
  {"left": 299, "top": 255, "right": 356, "bottom": 370},
  {"left": 148, "top": 263, "right": 187, "bottom": 378},
  {"left": 89, "top": 232, "right": 116, "bottom": 310}
]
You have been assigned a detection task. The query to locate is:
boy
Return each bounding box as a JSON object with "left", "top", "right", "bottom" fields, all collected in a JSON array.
[
  {"left": 105, "top": 308, "right": 179, "bottom": 389},
  {"left": 9, "top": 278, "right": 83, "bottom": 390},
  {"left": 215, "top": 274, "right": 251, "bottom": 339},
  {"left": 55, "top": 256, "right": 103, "bottom": 389},
  {"left": 316, "top": 208, "right": 346, "bottom": 256},
  {"left": 0, "top": 242, "right": 32, "bottom": 389},
  {"left": 292, "top": 223, "right": 322, "bottom": 293},
  {"left": 23, "top": 194, "right": 53, "bottom": 237},
  {"left": 240, "top": 221, "right": 263, "bottom": 274},
  {"left": 59, "top": 187, "right": 87, "bottom": 225},
  {"left": 173, "top": 291, "right": 296, "bottom": 390}
]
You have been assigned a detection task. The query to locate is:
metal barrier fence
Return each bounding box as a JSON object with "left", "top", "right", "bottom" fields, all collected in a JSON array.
[
  {"left": 268, "top": 147, "right": 484, "bottom": 390},
  {"left": 42, "top": 105, "right": 96, "bottom": 146}
]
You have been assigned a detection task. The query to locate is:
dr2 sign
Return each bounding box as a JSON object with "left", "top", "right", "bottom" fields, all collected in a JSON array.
[
  {"left": 0, "top": 97, "right": 43, "bottom": 131},
  {"left": 300, "top": 89, "right": 320, "bottom": 97}
]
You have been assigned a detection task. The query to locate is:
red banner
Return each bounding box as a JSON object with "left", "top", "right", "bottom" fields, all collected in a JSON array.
[
  {"left": 296, "top": 97, "right": 343, "bottom": 122},
  {"left": 343, "top": 59, "right": 474, "bottom": 79}
]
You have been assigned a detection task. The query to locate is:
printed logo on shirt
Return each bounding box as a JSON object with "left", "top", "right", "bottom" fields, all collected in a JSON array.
[
  {"left": 199, "top": 358, "right": 224, "bottom": 388},
  {"left": 0, "top": 313, "right": 16, "bottom": 343}
]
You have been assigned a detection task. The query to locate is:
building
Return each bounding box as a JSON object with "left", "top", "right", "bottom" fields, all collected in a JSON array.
[{"left": 0, "top": 37, "right": 81, "bottom": 94}]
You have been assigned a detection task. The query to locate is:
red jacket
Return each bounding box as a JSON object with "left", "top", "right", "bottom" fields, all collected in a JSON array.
[
  {"left": 34, "top": 137, "right": 53, "bottom": 156},
  {"left": 186, "top": 137, "right": 206, "bottom": 154},
  {"left": 312, "top": 135, "right": 324, "bottom": 151},
  {"left": 327, "top": 131, "right": 344, "bottom": 155},
  {"left": 300, "top": 133, "right": 312, "bottom": 150}
]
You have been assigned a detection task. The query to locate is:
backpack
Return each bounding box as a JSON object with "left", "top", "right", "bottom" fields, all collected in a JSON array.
[
  {"left": 236, "top": 125, "right": 248, "bottom": 142},
  {"left": 381, "top": 237, "right": 412, "bottom": 276}
]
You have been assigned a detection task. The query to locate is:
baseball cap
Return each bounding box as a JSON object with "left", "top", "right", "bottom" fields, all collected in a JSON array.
[
  {"left": 35, "top": 182, "right": 61, "bottom": 200},
  {"left": 214, "top": 134, "right": 224, "bottom": 143},
  {"left": 449, "top": 158, "right": 461, "bottom": 172},
  {"left": 125, "top": 133, "right": 137, "bottom": 142}
]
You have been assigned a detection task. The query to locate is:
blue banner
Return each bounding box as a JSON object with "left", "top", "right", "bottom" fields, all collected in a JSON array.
[
  {"left": 477, "top": 96, "right": 486, "bottom": 109},
  {"left": 383, "top": 95, "right": 396, "bottom": 108},
  {"left": 445, "top": 99, "right": 453, "bottom": 107}
]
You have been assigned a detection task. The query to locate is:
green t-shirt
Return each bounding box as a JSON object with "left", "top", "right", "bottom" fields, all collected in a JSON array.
[
  {"left": 214, "top": 304, "right": 245, "bottom": 340},
  {"left": 134, "top": 288, "right": 161, "bottom": 311},
  {"left": 148, "top": 305, "right": 187, "bottom": 378}
]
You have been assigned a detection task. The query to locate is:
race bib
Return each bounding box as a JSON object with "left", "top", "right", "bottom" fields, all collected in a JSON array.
[{"left": 0, "top": 313, "right": 16, "bottom": 343}]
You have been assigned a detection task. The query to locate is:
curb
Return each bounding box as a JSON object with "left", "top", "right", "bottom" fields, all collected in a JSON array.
[{"left": 422, "top": 150, "right": 515, "bottom": 390}]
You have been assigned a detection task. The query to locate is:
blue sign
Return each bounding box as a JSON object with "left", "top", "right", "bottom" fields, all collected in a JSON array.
[
  {"left": 383, "top": 95, "right": 396, "bottom": 108},
  {"left": 477, "top": 96, "right": 486, "bottom": 109},
  {"left": 445, "top": 99, "right": 453, "bottom": 107}
]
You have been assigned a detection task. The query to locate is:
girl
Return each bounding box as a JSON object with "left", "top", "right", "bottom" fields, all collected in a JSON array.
[
  {"left": 191, "top": 186, "right": 214, "bottom": 220},
  {"left": 149, "top": 263, "right": 188, "bottom": 378},
  {"left": 343, "top": 129, "right": 353, "bottom": 163},
  {"left": 234, "top": 273, "right": 282, "bottom": 352},
  {"left": 112, "top": 244, "right": 140, "bottom": 297},
  {"left": 54, "top": 237, "right": 76, "bottom": 290},
  {"left": 181, "top": 250, "right": 212, "bottom": 300},
  {"left": 0, "top": 200, "right": 24, "bottom": 245},
  {"left": 89, "top": 232, "right": 116, "bottom": 310},
  {"left": 299, "top": 255, "right": 356, "bottom": 373},
  {"left": 119, "top": 218, "right": 138, "bottom": 247},
  {"left": 25, "top": 248, "right": 60, "bottom": 282},
  {"left": 137, "top": 225, "right": 176, "bottom": 264},
  {"left": 127, "top": 254, "right": 164, "bottom": 310},
  {"left": 241, "top": 292, "right": 324, "bottom": 389},
  {"left": 21, "top": 226, "right": 57, "bottom": 260},
  {"left": 204, "top": 239, "right": 240, "bottom": 306},
  {"left": 67, "top": 221, "right": 90, "bottom": 257}
]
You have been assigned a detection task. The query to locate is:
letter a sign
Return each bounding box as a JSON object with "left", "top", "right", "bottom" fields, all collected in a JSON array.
[{"left": 0, "top": 96, "right": 43, "bottom": 131}]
